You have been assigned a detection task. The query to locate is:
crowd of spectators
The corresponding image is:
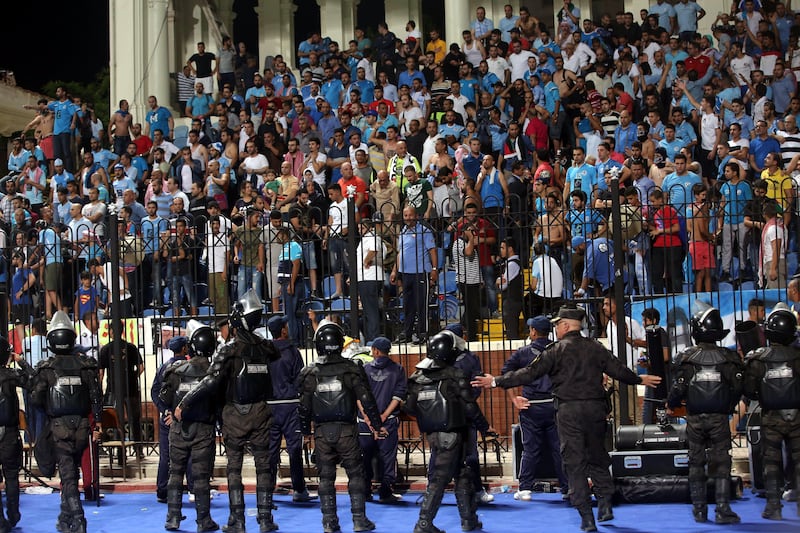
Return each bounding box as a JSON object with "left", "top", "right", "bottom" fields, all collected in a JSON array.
[{"left": 5, "top": 1, "right": 800, "bottom": 350}]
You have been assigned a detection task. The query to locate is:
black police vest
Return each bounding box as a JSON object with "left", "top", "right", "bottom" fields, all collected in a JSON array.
[
  {"left": 750, "top": 346, "right": 800, "bottom": 411},
  {"left": 683, "top": 346, "right": 734, "bottom": 415},
  {"left": 172, "top": 359, "right": 214, "bottom": 423},
  {"left": 47, "top": 357, "right": 91, "bottom": 417},
  {"left": 312, "top": 366, "right": 356, "bottom": 424},
  {"left": 0, "top": 375, "right": 18, "bottom": 427},
  {"left": 415, "top": 377, "right": 466, "bottom": 433},
  {"left": 502, "top": 258, "right": 522, "bottom": 297},
  {"left": 277, "top": 257, "right": 293, "bottom": 283},
  {"left": 231, "top": 346, "right": 274, "bottom": 404}
]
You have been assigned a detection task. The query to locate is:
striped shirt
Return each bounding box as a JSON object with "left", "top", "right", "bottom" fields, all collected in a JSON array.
[
  {"left": 177, "top": 71, "right": 196, "bottom": 102},
  {"left": 777, "top": 130, "right": 800, "bottom": 168},
  {"left": 600, "top": 111, "right": 620, "bottom": 137},
  {"left": 452, "top": 237, "right": 481, "bottom": 285}
]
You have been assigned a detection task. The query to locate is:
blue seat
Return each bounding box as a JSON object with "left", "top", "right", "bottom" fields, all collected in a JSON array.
[
  {"left": 173, "top": 136, "right": 188, "bottom": 149},
  {"left": 195, "top": 306, "right": 214, "bottom": 318},
  {"left": 740, "top": 280, "right": 755, "bottom": 291},
  {"left": 438, "top": 294, "right": 460, "bottom": 320},
  {"left": 330, "top": 298, "right": 351, "bottom": 312},
  {"left": 322, "top": 276, "right": 337, "bottom": 298},
  {"left": 173, "top": 124, "right": 189, "bottom": 140},
  {"left": 438, "top": 270, "right": 457, "bottom": 295},
  {"left": 787, "top": 252, "right": 798, "bottom": 279},
  {"left": 718, "top": 282, "right": 734, "bottom": 294}
]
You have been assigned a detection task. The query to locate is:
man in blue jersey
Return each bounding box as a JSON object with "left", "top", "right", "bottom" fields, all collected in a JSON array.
[
  {"left": 145, "top": 95, "right": 175, "bottom": 141},
  {"left": 47, "top": 86, "right": 79, "bottom": 173}
]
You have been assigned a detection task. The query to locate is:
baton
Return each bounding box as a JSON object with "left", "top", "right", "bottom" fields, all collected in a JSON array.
[{"left": 89, "top": 426, "right": 100, "bottom": 508}]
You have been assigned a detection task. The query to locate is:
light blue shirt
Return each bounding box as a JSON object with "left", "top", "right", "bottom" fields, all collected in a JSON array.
[
  {"left": 498, "top": 15, "right": 519, "bottom": 43},
  {"left": 674, "top": 1, "right": 703, "bottom": 33},
  {"left": 649, "top": 2, "right": 677, "bottom": 31},
  {"left": 662, "top": 171, "right": 701, "bottom": 216},
  {"left": 397, "top": 223, "right": 435, "bottom": 274},
  {"left": 566, "top": 163, "right": 597, "bottom": 200}
]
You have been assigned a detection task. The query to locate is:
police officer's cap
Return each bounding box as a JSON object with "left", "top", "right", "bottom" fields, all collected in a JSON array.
[{"left": 551, "top": 305, "right": 586, "bottom": 324}]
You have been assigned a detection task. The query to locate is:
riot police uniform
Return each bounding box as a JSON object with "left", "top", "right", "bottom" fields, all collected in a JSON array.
[
  {"left": 501, "top": 317, "right": 568, "bottom": 499},
  {"left": 668, "top": 305, "right": 743, "bottom": 524},
  {"left": 405, "top": 331, "right": 490, "bottom": 533},
  {"left": 178, "top": 289, "right": 281, "bottom": 533},
  {"left": 0, "top": 337, "right": 34, "bottom": 532},
  {"left": 160, "top": 321, "right": 219, "bottom": 531},
  {"left": 743, "top": 304, "right": 800, "bottom": 520},
  {"left": 487, "top": 306, "right": 646, "bottom": 532},
  {"left": 298, "top": 320, "right": 383, "bottom": 533},
  {"left": 30, "top": 311, "right": 102, "bottom": 533}
]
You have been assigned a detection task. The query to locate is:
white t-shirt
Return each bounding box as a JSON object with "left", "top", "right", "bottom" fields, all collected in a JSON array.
[
  {"left": 355, "top": 230, "right": 385, "bottom": 281},
  {"left": 304, "top": 152, "right": 328, "bottom": 187},
  {"left": 509, "top": 50, "right": 536, "bottom": 82},
  {"left": 328, "top": 198, "right": 348, "bottom": 235},
  {"left": 700, "top": 112, "right": 720, "bottom": 151},
  {"left": 606, "top": 317, "right": 646, "bottom": 370},
  {"left": 486, "top": 56, "right": 510, "bottom": 81},
  {"left": 728, "top": 137, "right": 750, "bottom": 170},
  {"left": 762, "top": 222, "right": 787, "bottom": 266},
  {"left": 531, "top": 254, "right": 563, "bottom": 298},
  {"left": 204, "top": 230, "right": 229, "bottom": 274}
]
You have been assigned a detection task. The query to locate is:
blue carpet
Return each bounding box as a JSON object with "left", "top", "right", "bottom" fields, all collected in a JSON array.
[{"left": 12, "top": 492, "right": 800, "bottom": 532}]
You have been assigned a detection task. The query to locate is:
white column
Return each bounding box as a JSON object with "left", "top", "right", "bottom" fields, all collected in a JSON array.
[
  {"left": 385, "top": 0, "right": 411, "bottom": 39},
  {"left": 444, "top": 0, "right": 471, "bottom": 43},
  {"left": 147, "top": 0, "right": 171, "bottom": 115},
  {"left": 279, "top": 0, "right": 299, "bottom": 69},
  {"left": 256, "top": 0, "right": 299, "bottom": 70},
  {"left": 110, "top": 0, "right": 147, "bottom": 124},
  {"left": 216, "top": 0, "right": 236, "bottom": 37},
  {"left": 319, "top": 0, "right": 347, "bottom": 51},
  {"left": 340, "top": 0, "right": 357, "bottom": 47}
]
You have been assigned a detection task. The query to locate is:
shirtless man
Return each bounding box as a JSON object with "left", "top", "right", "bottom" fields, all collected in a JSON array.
[
  {"left": 516, "top": 6, "right": 539, "bottom": 41},
  {"left": 427, "top": 137, "right": 454, "bottom": 175},
  {"left": 534, "top": 191, "right": 567, "bottom": 262},
  {"left": 23, "top": 99, "right": 55, "bottom": 172},
  {"left": 553, "top": 56, "right": 577, "bottom": 98},
  {"left": 109, "top": 99, "right": 133, "bottom": 156},
  {"left": 687, "top": 183, "right": 714, "bottom": 293}
]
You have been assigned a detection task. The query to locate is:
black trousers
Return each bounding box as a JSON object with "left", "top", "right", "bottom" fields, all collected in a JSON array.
[
  {"left": 157, "top": 420, "right": 193, "bottom": 496},
  {"left": 686, "top": 413, "right": 732, "bottom": 487},
  {"left": 51, "top": 415, "right": 90, "bottom": 527},
  {"left": 401, "top": 273, "right": 429, "bottom": 339},
  {"left": 761, "top": 410, "right": 800, "bottom": 500},
  {"left": 458, "top": 282, "right": 481, "bottom": 342},
  {"left": 556, "top": 400, "right": 613, "bottom": 513},
  {"left": 417, "top": 430, "right": 477, "bottom": 530},
  {"left": 518, "top": 401, "right": 567, "bottom": 491},
  {"left": 0, "top": 425, "right": 22, "bottom": 525},
  {"left": 166, "top": 420, "right": 215, "bottom": 522},
  {"left": 358, "top": 416, "right": 399, "bottom": 497},
  {"left": 314, "top": 422, "right": 367, "bottom": 528},
  {"left": 267, "top": 402, "right": 306, "bottom": 493},
  {"left": 651, "top": 245, "right": 684, "bottom": 294}
]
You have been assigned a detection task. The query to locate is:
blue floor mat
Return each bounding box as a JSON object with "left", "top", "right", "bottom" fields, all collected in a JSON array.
[{"left": 13, "top": 491, "right": 800, "bottom": 532}]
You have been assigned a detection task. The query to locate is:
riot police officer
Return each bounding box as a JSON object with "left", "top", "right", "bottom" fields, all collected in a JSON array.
[
  {"left": 30, "top": 311, "right": 103, "bottom": 533},
  {"left": 298, "top": 320, "right": 384, "bottom": 533},
  {"left": 743, "top": 303, "right": 800, "bottom": 520},
  {"left": 0, "top": 336, "right": 34, "bottom": 532},
  {"left": 405, "top": 330, "right": 490, "bottom": 533},
  {"left": 473, "top": 305, "right": 661, "bottom": 532},
  {"left": 160, "top": 321, "right": 219, "bottom": 531},
  {"left": 668, "top": 303, "right": 744, "bottom": 525},
  {"left": 176, "top": 289, "right": 281, "bottom": 533}
]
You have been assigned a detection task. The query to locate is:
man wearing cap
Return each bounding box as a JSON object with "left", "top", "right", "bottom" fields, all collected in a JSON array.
[
  {"left": 151, "top": 336, "right": 194, "bottom": 503},
  {"left": 358, "top": 337, "right": 407, "bottom": 503},
  {"left": 502, "top": 316, "right": 569, "bottom": 501},
  {"left": 474, "top": 305, "right": 661, "bottom": 532},
  {"left": 266, "top": 315, "right": 316, "bottom": 502}
]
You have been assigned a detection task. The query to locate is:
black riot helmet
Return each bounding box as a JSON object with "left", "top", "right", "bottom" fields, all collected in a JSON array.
[
  {"left": 47, "top": 310, "right": 77, "bottom": 355},
  {"left": 230, "top": 288, "right": 263, "bottom": 332},
  {"left": 0, "top": 336, "right": 11, "bottom": 366},
  {"left": 765, "top": 303, "right": 797, "bottom": 346},
  {"left": 186, "top": 319, "right": 217, "bottom": 358},
  {"left": 690, "top": 302, "right": 729, "bottom": 343},
  {"left": 426, "top": 331, "right": 459, "bottom": 368},
  {"left": 314, "top": 320, "right": 345, "bottom": 363}
]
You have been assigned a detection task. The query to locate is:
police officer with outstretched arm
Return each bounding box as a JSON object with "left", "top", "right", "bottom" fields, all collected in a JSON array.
[
  {"left": 743, "top": 303, "right": 800, "bottom": 520},
  {"left": 473, "top": 305, "right": 661, "bottom": 532},
  {"left": 161, "top": 321, "right": 219, "bottom": 531},
  {"left": 175, "top": 289, "right": 281, "bottom": 533},
  {"left": 406, "top": 330, "right": 491, "bottom": 533},
  {"left": 667, "top": 302, "right": 743, "bottom": 525},
  {"left": 0, "top": 336, "right": 34, "bottom": 532},
  {"left": 298, "top": 320, "right": 385, "bottom": 533},
  {"left": 30, "top": 311, "right": 103, "bottom": 533}
]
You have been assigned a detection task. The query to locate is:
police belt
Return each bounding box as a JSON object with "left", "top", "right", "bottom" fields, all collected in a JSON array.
[
  {"left": 266, "top": 398, "right": 300, "bottom": 405},
  {"left": 525, "top": 397, "right": 554, "bottom": 404}
]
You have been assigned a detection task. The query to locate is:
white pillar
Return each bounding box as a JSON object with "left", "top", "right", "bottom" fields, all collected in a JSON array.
[
  {"left": 444, "top": 0, "right": 471, "bottom": 43},
  {"left": 147, "top": 0, "right": 171, "bottom": 115},
  {"left": 385, "top": 0, "right": 411, "bottom": 39},
  {"left": 256, "top": 0, "right": 299, "bottom": 72},
  {"left": 319, "top": 0, "right": 347, "bottom": 51},
  {"left": 110, "top": 0, "right": 148, "bottom": 124}
]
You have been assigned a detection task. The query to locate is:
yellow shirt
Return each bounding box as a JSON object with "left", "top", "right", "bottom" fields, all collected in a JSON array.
[
  {"left": 760, "top": 168, "right": 791, "bottom": 208},
  {"left": 426, "top": 39, "right": 446, "bottom": 64}
]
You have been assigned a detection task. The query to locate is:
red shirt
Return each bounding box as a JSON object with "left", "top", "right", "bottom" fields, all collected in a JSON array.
[
  {"left": 652, "top": 205, "right": 681, "bottom": 248},
  {"left": 367, "top": 99, "right": 396, "bottom": 114},
  {"left": 456, "top": 217, "right": 495, "bottom": 266},
  {"left": 133, "top": 135, "right": 153, "bottom": 157},
  {"left": 525, "top": 117, "right": 549, "bottom": 150},
  {"left": 615, "top": 92, "right": 634, "bottom": 114},
  {"left": 684, "top": 55, "right": 711, "bottom": 79},
  {"left": 338, "top": 176, "right": 370, "bottom": 217}
]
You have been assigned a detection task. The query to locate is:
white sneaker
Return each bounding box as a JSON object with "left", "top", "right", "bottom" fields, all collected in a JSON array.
[
  {"left": 514, "top": 490, "right": 532, "bottom": 501},
  {"left": 210, "top": 489, "right": 218, "bottom": 500},
  {"left": 477, "top": 490, "right": 494, "bottom": 504},
  {"left": 188, "top": 492, "right": 195, "bottom": 502}
]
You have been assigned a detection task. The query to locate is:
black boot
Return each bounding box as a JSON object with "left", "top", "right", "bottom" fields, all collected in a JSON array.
[
  {"left": 320, "top": 493, "right": 340, "bottom": 533},
  {"left": 414, "top": 485, "right": 447, "bottom": 533},
  {"left": 763, "top": 474, "right": 783, "bottom": 520},
  {"left": 257, "top": 489, "right": 279, "bottom": 532},
  {"left": 69, "top": 517, "right": 87, "bottom": 533},
  {"left": 455, "top": 488, "right": 481, "bottom": 531},
  {"left": 222, "top": 485, "right": 246, "bottom": 533},
  {"left": 166, "top": 484, "right": 184, "bottom": 531},
  {"left": 714, "top": 478, "right": 741, "bottom": 525},
  {"left": 689, "top": 479, "right": 707, "bottom": 523},
  {"left": 579, "top": 509, "right": 597, "bottom": 532},
  {"left": 195, "top": 490, "right": 220, "bottom": 532},
  {"left": 596, "top": 497, "right": 614, "bottom": 522},
  {"left": 350, "top": 493, "right": 375, "bottom": 532}
]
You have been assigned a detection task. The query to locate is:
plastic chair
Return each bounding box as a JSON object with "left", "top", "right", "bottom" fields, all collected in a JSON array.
[
  {"left": 788, "top": 253, "right": 799, "bottom": 280},
  {"left": 330, "top": 298, "right": 351, "bottom": 312},
  {"left": 740, "top": 281, "right": 755, "bottom": 292},
  {"left": 439, "top": 294, "right": 460, "bottom": 320},
  {"left": 172, "top": 124, "right": 189, "bottom": 141},
  {"left": 718, "top": 282, "right": 734, "bottom": 294},
  {"left": 437, "top": 270, "right": 458, "bottom": 295},
  {"left": 322, "top": 276, "right": 337, "bottom": 298},
  {"left": 100, "top": 408, "right": 141, "bottom": 481}
]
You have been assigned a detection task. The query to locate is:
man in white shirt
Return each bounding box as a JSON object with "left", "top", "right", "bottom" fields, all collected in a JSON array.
[
  {"left": 603, "top": 294, "right": 646, "bottom": 425},
  {"left": 240, "top": 139, "right": 270, "bottom": 189},
  {"left": 356, "top": 216, "right": 386, "bottom": 342},
  {"left": 324, "top": 183, "right": 350, "bottom": 298},
  {"left": 529, "top": 242, "right": 563, "bottom": 317},
  {"left": 486, "top": 44, "right": 511, "bottom": 85},
  {"left": 508, "top": 41, "right": 536, "bottom": 84}
]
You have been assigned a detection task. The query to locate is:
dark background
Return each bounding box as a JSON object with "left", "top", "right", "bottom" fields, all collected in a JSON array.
[{"left": 1, "top": 1, "right": 110, "bottom": 91}]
